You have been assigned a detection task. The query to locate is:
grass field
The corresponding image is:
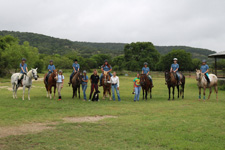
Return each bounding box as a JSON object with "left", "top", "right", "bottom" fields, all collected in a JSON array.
[{"left": 0, "top": 73, "right": 224, "bottom": 150}]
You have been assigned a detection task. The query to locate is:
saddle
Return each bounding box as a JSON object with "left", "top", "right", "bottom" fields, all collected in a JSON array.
[{"left": 204, "top": 74, "right": 210, "bottom": 83}]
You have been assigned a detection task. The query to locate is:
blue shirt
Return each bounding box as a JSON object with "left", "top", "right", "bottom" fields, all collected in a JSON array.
[
  {"left": 72, "top": 63, "right": 80, "bottom": 72},
  {"left": 142, "top": 67, "right": 150, "bottom": 74},
  {"left": 101, "top": 65, "right": 112, "bottom": 71},
  {"left": 48, "top": 65, "right": 55, "bottom": 73},
  {"left": 171, "top": 63, "right": 179, "bottom": 71},
  {"left": 82, "top": 75, "right": 88, "bottom": 85},
  {"left": 200, "top": 64, "right": 209, "bottom": 73},
  {"left": 20, "top": 63, "right": 27, "bottom": 73}
]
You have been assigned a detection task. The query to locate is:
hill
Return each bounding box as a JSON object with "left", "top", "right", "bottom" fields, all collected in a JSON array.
[{"left": 0, "top": 30, "right": 216, "bottom": 59}]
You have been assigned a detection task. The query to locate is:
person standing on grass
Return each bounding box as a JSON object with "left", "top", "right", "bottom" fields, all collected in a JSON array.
[
  {"left": 18, "top": 58, "right": 28, "bottom": 86},
  {"left": 56, "top": 70, "right": 64, "bottom": 101},
  {"left": 108, "top": 72, "right": 121, "bottom": 101},
  {"left": 133, "top": 73, "right": 141, "bottom": 102},
  {"left": 68, "top": 59, "right": 80, "bottom": 86},
  {"left": 82, "top": 70, "right": 88, "bottom": 101},
  {"left": 89, "top": 69, "right": 100, "bottom": 101}
]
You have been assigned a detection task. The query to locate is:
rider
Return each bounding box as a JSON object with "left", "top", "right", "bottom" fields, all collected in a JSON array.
[
  {"left": 142, "top": 62, "right": 154, "bottom": 87},
  {"left": 18, "top": 58, "right": 28, "bottom": 86},
  {"left": 68, "top": 59, "right": 80, "bottom": 85},
  {"left": 170, "top": 58, "right": 181, "bottom": 85},
  {"left": 200, "top": 59, "right": 210, "bottom": 84},
  {"left": 99, "top": 59, "right": 112, "bottom": 86},
  {"left": 45, "top": 60, "right": 55, "bottom": 85}
]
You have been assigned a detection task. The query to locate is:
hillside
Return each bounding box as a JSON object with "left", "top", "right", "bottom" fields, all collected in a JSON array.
[{"left": 0, "top": 30, "right": 216, "bottom": 59}]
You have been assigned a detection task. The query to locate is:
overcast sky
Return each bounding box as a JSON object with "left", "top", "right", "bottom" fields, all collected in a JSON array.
[{"left": 0, "top": 0, "right": 225, "bottom": 51}]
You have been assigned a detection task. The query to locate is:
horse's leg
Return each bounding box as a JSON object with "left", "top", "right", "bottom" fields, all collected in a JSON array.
[
  {"left": 109, "top": 87, "right": 112, "bottom": 100},
  {"left": 53, "top": 86, "right": 56, "bottom": 99},
  {"left": 28, "top": 87, "right": 31, "bottom": 100},
  {"left": 150, "top": 88, "right": 152, "bottom": 99},
  {"left": 177, "top": 85, "right": 179, "bottom": 99},
  {"left": 145, "top": 90, "right": 147, "bottom": 100},
  {"left": 103, "top": 89, "right": 105, "bottom": 100},
  {"left": 75, "top": 88, "right": 77, "bottom": 97},
  {"left": 45, "top": 84, "right": 48, "bottom": 97},
  {"left": 22, "top": 85, "right": 25, "bottom": 100},
  {"left": 198, "top": 87, "right": 201, "bottom": 101},
  {"left": 15, "top": 86, "right": 18, "bottom": 99},
  {"left": 72, "top": 87, "right": 75, "bottom": 98},
  {"left": 78, "top": 86, "right": 80, "bottom": 99},
  {"left": 172, "top": 86, "right": 175, "bottom": 100},
  {"left": 182, "top": 84, "right": 184, "bottom": 99},
  {"left": 49, "top": 86, "right": 52, "bottom": 99},
  {"left": 168, "top": 86, "right": 170, "bottom": 100},
  {"left": 203, "top": 87, "right": 206, "bottom": 101},
  {"left": 12, "top": 84, "right": 15, "bottom": 99},
  {"left": 207, "top": 87, "right": 212, "bottom": 100},
  {"left": 215, "top": 85, "right": 218, "bottom": 101},
  {"left": 142, "top": 88, "right": 144, "bottom": 100}
]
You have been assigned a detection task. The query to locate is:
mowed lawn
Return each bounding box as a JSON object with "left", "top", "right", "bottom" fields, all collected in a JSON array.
[{"left": 0, "top": 73, "right": 224, "bottom": 150}]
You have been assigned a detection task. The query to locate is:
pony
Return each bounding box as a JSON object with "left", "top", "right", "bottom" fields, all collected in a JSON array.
[
  {"left": 196, "top": 70, "right": 218, "bottom": 101},
  {"left": 140, "top": 74, "right": 153, "bottom": 100},
  {"left": 102, "top": 71, "right": 111, "bottom": 100},
  {"left": 11, "top": 68, "right": 38, "bottom": 100},
  {"left": 44, "top": 69, "right": 58, "bottom": 99},
  {"left": 165, "top": 70, "right": 185, "bottom": 100},
  {"left": 72, "top": 72, "right": 83, "bottom": 99}
]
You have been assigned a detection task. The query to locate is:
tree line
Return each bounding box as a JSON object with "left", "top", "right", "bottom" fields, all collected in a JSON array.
[{"left": 0, "top": 35, "right": 219, "bottom": 77}]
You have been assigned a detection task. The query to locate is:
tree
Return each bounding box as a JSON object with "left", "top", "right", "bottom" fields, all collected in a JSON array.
[
  {"left": 157, "top": 50, "right": 193, "bottom": 71},
  {"left": 112, "top": 55, "right": 125, "bottom": 71},
  {"left": 124, "top": 42, "right": 160, "bottom": 71}
]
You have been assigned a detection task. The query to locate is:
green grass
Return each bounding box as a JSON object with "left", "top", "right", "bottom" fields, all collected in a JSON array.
[{"left": 0, "top": 73, "right": 224, "bottom": 150}]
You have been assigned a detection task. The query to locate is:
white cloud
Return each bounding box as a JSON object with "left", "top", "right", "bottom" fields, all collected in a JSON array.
[{"left": 0, "top": 0, "right": 225, "bottom": 51}]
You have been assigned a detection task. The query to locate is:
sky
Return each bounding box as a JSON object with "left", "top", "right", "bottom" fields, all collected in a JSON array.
[{"left": 0, "top": 0, "right": 225, "bottom": 51}]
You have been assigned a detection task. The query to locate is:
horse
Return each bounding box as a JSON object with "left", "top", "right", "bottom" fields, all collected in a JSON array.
[
  {"left": 102, "top": 71, "right": 111, "bottom": 100},
  {"left": 44, "top": 70, "right": 58, "bottom": 99},
  {"left": 165, "top": 70, "right": 185, "bottom": 100},
  {"left": 72, "top": 71, "right": 83, "bottom": 99},
  {"left": 140, "top": 74, "right": 153, "bottom": 100},
  {"left": 11, "top": 68, "right": 38, "bottom": 100},
  {"left": 196, "top": 70, "right": 218, "bottom": 101}
]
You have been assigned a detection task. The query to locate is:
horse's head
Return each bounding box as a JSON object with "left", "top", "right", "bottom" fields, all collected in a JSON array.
[
  {"left": 52, "top": 70, "right": 58, "bottom": 81},
  {"left": 103, "top": 72, "right": 110, "bottom": 85},
  {"left": 196, "top": 69, "right": 202, "bottom": 81},
  {"left": 31, "top": 68, "right": 38, "bottom": 80},
  {"left": 140, "top": 74, "right": 147, "bottom": 86},
  {"left": 77, "top": 72, "right": 83, "bottom": 83},
  {"left": 165, "top": 70, "right": 171, "bottom": 83}
]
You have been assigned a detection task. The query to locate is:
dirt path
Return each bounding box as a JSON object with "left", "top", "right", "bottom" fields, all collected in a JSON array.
[{"left": 0, "top": 116, "right": 117, "bottom": 138}]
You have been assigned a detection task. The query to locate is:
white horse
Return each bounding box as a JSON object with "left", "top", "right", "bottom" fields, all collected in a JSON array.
[
  {"left": 11, "top": 68, "right": 38, "bottom": 100},
  {"left": 196, "top": 69, "right": 218, "bottom": 101}
]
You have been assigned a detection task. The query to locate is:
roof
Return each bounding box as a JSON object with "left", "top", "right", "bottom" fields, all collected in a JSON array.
[{"left": 208, "top": 51, "right": 225, "bottom": 58}]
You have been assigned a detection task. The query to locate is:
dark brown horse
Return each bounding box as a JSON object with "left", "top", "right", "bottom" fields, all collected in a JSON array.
[
  {"left": 140, "top": 74, "right": 153, "bottom": 100},
  {"left": 102, "top": 71, "right": 111, "bottom": 100},
  {"left": 44, "top": 70, "right": 58, "bottom": 99},
  {"left": 72, "top": 72, "right": 83, "bottom": 99},
  {"left": 165, "top": 71, "right": 185, "bottom": 100}
]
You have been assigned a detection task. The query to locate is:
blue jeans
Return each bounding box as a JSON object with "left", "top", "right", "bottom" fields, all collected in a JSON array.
[
  {"left": 100, "top": 72, "right": 112, "bottom": 84},
  {"left": 82, "top": 84, "right": 87, "bottom": 100},
  {"left": 111, "top": 84, "right": 121, "bottom": 101},
  {"left": 134, "top": 86, "right": 141, "bottom": 101},
  {"left": 176, "top": 72, "right": 180, "bottom": 81},
  {"left": 70, "top": 72, "right": 75, "bottom": 82}
]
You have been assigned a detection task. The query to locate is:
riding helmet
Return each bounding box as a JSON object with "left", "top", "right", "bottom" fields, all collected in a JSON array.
[
  {"left": 202, "top": 59, "right": 207, "bottom": 63},
  {"left": 21, "top": 58, "right": 26, "bottom": 61},
  {"left": 49, "top": 60, "right": 53, "bottom": 62},
  {"left": 104, "top": 59, "right": 108, "bottom": 62},
  {"left": 59, "top": 70, "right": 62, "bottom": 73},
  {"left": 83, "top": 70, "right": 87, "bottom": 73},
  {"left": 144, "top": 62, "right": 148, "bottom": 65},
  {"left": 74, "top": 59, "right": 78, "bottom": 62},
  {"left": 173, "top": 58, "right": 178, "bottom": 61}
]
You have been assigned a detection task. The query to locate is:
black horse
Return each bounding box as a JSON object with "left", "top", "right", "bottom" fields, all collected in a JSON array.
[{"left": 165, "top": 70, "right": 185, "bottom": 100}]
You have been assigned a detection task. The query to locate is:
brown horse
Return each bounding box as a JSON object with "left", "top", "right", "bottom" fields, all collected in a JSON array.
[
  {"left": 140, "top": 74, "right": 153, "bottom": 100},
  {"left": 165, "top": 70, "right": 185, "bottom": 100},
  {"left": 72, "top": 72, "right": 83, "bottom": 99},
  {"left": 102, "top": 71, "right": 111, "bottom": 100},
  {"left": 44, "top": 70, "right": 58, "bottom": 99}
]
